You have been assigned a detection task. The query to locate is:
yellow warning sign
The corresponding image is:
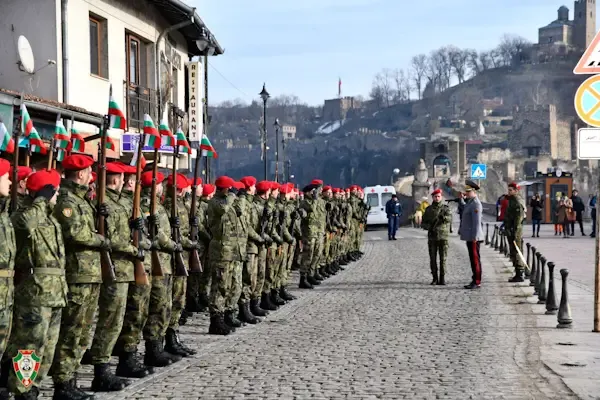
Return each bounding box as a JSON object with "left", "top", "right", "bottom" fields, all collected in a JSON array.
[{"left": 574, "top": 75, "right": 600, "bottom": 128}]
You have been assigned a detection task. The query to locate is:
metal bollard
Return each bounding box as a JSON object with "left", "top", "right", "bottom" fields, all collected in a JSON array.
[
  {"left": 529, "top": 247, "right": 537, "bottom": 287},
  {"left": 537, "top": 256, "right": 547, "bottom": 304},
  {"left": 545, "top": 262, "right": 559, "bottom": 315},
  {"left": 485, "top": 223, "right": 489, "bottom": 245},
  {"left": 503, "top": 234, "right": 510, "bottom": 258},
  {"left": 494, "top": 227, "right": 499, "bottom": 250},
  {"left": 490, "top": 226, "right": 496, "bottom": 247},
  {"left": 525, "top": 243, "right": 531, "bottom": 278},
  {"left": 557, "top": 269, "right": 573, "bottom": 329},
  {"left": 499, "top": 231, "right": 504, "bottom": 253},
  {"left": 533, "top": 251, "right": 542, "bottom": 294}
]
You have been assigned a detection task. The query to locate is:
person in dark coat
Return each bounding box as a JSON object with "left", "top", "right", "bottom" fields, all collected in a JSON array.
[
  {"left": 385, "top": 194, "right": 402, "bottom": 240},
  {"left": 590, "top": 194, "right": 597, "bottom": 238},
  {"left": 529, "top": 193, "right": 544, "bottom": 237},
  {"left": 570, "top": 189, "right": 586, "bottom": 236}
]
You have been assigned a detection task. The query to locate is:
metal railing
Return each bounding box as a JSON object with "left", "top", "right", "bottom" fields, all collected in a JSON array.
[{"left": 123, "top": 82, "right": 158, "bottom": 131}]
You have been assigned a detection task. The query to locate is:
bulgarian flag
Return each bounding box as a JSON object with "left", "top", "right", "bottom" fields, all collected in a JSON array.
[
  {"left": 105, "top": 135, "right": 116, "bottom": 151},
  {"left": 54, "top": 116, "right": 70, "bottom": 149},
  {"left": 108, "top": 86, "right": 127, "bottom": 130},
  {"left": 200, "top": 135, "right": 217, "bottom": 158},
  {"left": 142, "top": 114, "right": 161, "bottom": 149},
  {"left": 55, "top": 149, "right": 66, "bottom": 162},
  {"left": 21, "top": 104, "right": 47, "bottom": 154},
  {"left": 0, "top": 122, "right": 15, "bottom": 153},
  {"left": 175, "top": 128, "right": 191, "bottom": 154},
  {"left": 129, "top": 140, "right": 147, "bottom": 169},
  {"left": 158, "top": 119, "right": 175, "bottom": 147},
  {"left": 70, "top": 129, "right": 85, "bottom": 153}
]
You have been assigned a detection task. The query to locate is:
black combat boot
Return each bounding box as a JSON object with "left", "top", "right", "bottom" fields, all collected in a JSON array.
[
  {"left": 299, "top": 275, "right": 314, "bottom": 289},
  {"left": 238, "top": 302, "right": 260, "bottom": 324},
  {"left": 314, "top": 271, "right": 324, "bottom": 281},
  {"left": 168, "top": 329, "right": 197, "bottom": 356},
  {"left": 326, "top": 264, "right": 337, "bottom": 275},
  {"left": 80, "top": 349, "right": 92, "bottom": 365},
  {"left": 164, "top": 328, "right": 190, "bottom": 358},
  {"left": 208, "top": 313, "right": 232, "bottom": 335},
  {"left": 116, "top": 351, "right": 149, "bottom": 378},
  {"left": 198, "top": 292, "right": 209, "bottom": 312},
  {"left": 14, "top": 386, "right": 39, "bottom": 400},
  {"left": 91, "top": 363, "right": 128, "bottom": 392},
  {"left": 338, "top": 257, "right": 348, "bottom": 266},
  {"left": 261, "top": 292, "right": 278, "bottom": 310},
  {"left": 143, "top": 340, "right": 173, "bottom": 368},
  {"left": 438, "top": 265, "right": 446, "bottom": 286},
  {"left": 52, "top": 379, "right": 93, "bottom": 400},
  {"left": 508, "top": 268, "right": 525, "bottom": 283},
  {"left": 270, "top": 289, "right": 286, "bottom": 306},
  {"left": 319, "top": 267, "right": 331, "bottom": 278},
  {"left": 250, "top": 298, "right": 268, "bottom": 316},
  {"left": 179, "top": 310, "right": 191, "bottom": 327},
  {"left": 224, "top": 310, "right": 243, "bottom": 328},
  {"left": 306, "top": 275, "right": 321, "bottom": 286},
  {"left": 280, "top": 286, "right": 296, "bottom": 301},
  {"left": 185, "top": 294, "right": 203, "bottom": 313}
]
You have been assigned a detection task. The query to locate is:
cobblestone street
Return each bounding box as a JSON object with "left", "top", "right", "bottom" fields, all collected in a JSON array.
[{"left": 80, "top": 227, "right": 577, "bottom": 400}]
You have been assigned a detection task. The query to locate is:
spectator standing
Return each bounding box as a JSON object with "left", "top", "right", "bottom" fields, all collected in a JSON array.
[
  {"left": 529, "top": 193, "right": 544, "bottom": 237},
  {"left": 385, "top": 194, "right": 402, "bottom": 241},
  {"left": 590, "top": 193, "right": 597, "bottom": 238},
  {"left": 570, "top": 189, "right": 586, "bottom": 236}
]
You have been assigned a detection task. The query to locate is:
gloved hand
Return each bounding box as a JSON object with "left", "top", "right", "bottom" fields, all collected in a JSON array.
[
  {"left": 147, "top": 214, "right": 159, "bottom": 228},
  {"left": 98, "top": 203, "right": 110, "bottom": 217},
  {"left": 274, "top": 236, "right": 283, "bottom": 245},
  {"left": 139, "top": 239, "right": 152, "bottom": 251},
  {"left": 149, "top": 240, "right": 159, "bottom": 251},
  {"left": 174, "top": 243, "right": 183, "bottom": 252},
  {"left": 134, "top": 249, "right": 145, "bottom": 261},
  {"left": 99, "top": 236, "right": 112, "bottom": 251},
  {"left": 169, "top": 216, "right": 180, "bottom": 228},
  {"left": 186, "top": 241, "right": 198, "bottom": 250},
  {"left": 263, "top": 234, "right": 273, "bottom": 246},
  {"left": 129, "top": 217, "right": 145, "bottom": 231},
  {"left": 235, "top": 207, "right": 243, "bottom": 217},
  {"left": 36, "top": 184, "right": 57, "bottom": 201},
  {"left": 286, "top": 237, "right": 294, "bottom": 244},
  {"left": 190, "top": 216, "right": 199, "bottom": 227},
  {"left": 299, "top": 209, "right": 307, "bottom": 218}
]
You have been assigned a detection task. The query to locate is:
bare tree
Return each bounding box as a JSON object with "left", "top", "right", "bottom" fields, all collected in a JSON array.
[
  {"left": 424, "top": 52, "right": 443, "bottom": 94},
  {"left": 410, "top": 54, "right": 427, "bottom": 100},
  {"left": 478, "top": 51, "right": 492, "bottom": 71},
  {"left": 434, "top": 47, "right": 453, "bottom": 90},
  {"left": 448, "top": 46, "right": 470, "bottom": 83},
  {"left": 369, "top": 83, "right": 384, "bottom": 109},
  {"left": 392, "top": 68, "right": 411, "bottom": 103},
  {"left": 497, "top": 34, "right": 531, "bottom": 66},
  {"left": 373, "top": 69, "right": 394, "bottom": 107}
]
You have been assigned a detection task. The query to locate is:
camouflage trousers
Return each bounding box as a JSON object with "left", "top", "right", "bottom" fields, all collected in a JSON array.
[
  {"left": 52, "top": 283, "right": 100, "bottom": 383},
  {"left": 188, "top": 250, "right": 207, "bottom": 306},
  {"left": 321, "top": 232, "right": 333, "bottom": 268},
  {"left": 275, "top": 243, "right": 289, "bottom": 288},
  {"left": 283, "top": 241, "right": 296, "bottom": 286},
  {"left": 209, "top": 260, "right": 238, "bottom": 314},
  {"left": 116, "top": 275, "right": 153, "bottom": 353},
  {"left": 253, "top": 248, "right": 268, "bottom": 300},
  {"left": 89, "top": 282, "right": 129, "bottom": 364},
  {"left": 0, "top": 299, "right": 12, "bottom": 364},
  {"left": 352, "top": 222, "right": 363, "bottom": 251},
  {"left": 169, "top": 276, "right": 186, "bottom": 331},
  {"left": 226, "top": 261, "right": 243, "bottom": 312},
  {"left": 300, "top": 236, "right": 324, "bottom": 276},
  {"left": 6, "top": 304, "right": 60, "bottom": 394},
  {"left": 508, "top": 231, "right": 525, "bottom": 270},
  {"left": 428, "top": 239, "right": 448, "bottom": 279},
  {"left": 240, "top": 253, "right": 258, "bottom": 304},
  {"left": 143, "top": 275, "right": 173, "bottom": 341},
  {"left": 264, "top": 245, "right": 281, "bottom": 292}
]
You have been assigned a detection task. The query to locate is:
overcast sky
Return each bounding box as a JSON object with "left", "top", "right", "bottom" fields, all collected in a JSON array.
[{"left": 194, "top": 0, "right": 598, "bottom": 106}]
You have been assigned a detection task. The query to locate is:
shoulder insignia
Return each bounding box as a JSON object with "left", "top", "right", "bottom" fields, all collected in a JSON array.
[{"left": 62, "top": 208, "right": 73, "bottom": 218}]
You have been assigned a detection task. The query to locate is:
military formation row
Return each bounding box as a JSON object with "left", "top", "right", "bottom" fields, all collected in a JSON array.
[{"left": 0, "top": 154, "right": 369, "bottom": 400}]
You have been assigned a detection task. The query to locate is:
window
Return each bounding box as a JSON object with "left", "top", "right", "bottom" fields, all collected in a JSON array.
[
  {"left": 171, "top": 67, "right": 178, "bottom": 105},
  {"left": 366, "top": 193, "right": 379, "bottom": 207},
  {"left": 89, "top": 15, "right": 108, "bottom": 78},
  {"left": 127, "top": 34, "right": 141, "bottom": 85},
  {"left": 381, "top": 193, "right": 394, "bottom": 205}
]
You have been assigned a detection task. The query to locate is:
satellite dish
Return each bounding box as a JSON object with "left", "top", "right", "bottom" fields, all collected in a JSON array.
[
  {"left": 556, "top": 168, "right": 563, "bottom": 178},
  {"left": 17, "top": 35, "right": 35, "bottom": 74}
]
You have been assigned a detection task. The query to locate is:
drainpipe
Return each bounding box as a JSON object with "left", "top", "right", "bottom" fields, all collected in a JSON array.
[
  {"left": 155, "top": 11, "right": 195, "bottom": 119},
  {"left": 61, "top": 0, "right": 69, "bottom": 103}
]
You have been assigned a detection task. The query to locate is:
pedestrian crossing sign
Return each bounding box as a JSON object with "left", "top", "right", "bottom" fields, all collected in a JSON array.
[
  {"left": 574, "top": 29, "right": 600, "bottom": 74},
  {"left": 470, "top": 164, "right": 487, "bottom": 179}
]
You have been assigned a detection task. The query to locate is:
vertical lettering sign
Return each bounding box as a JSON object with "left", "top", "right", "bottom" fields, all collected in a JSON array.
[{"left": 187, "top": 61, "right": 203, "bottom": 144}]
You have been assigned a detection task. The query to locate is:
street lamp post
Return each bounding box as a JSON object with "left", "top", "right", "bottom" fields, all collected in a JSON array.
[
  {"left": 259, "top": 83, "right": 270, "bottom": 180},
  {"left": 274, "top": 118, "right": 281, "bottom": 182},
  {"left": 391, "top": 168, "right": 400, "bottom": 185}
]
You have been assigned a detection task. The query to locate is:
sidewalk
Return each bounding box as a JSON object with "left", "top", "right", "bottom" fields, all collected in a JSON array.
[{"left": 483, "top": 224, "right": 600, "bottom": 400}]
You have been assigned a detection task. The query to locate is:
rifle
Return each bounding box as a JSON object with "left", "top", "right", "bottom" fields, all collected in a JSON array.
[
  {"left": 259, "top": 203, "right": 270, "bottom": 236},
  {"left": 97, "top": 114, "right": 116, "bottom": 282},
  {"left": 170, "top": 148, "right": 188, "bottom": 277},
  {"left": 148, "top": 141, "right": 164, "bottom": 277},
  {"left": 188, "top": 140, "right": 203, "bottom": 274},
  {"left": 131, "top": 129, "right": 149, "bottom": 286}
]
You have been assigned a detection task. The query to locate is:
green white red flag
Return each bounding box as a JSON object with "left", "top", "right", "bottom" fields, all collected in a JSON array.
[
  {"left": 200, "top": 135, "right": 217, "bottom": 158},
  {"left": 0, "top": 122, "right": 15, "bottom": 153},
  {"left": 54, "top": 116, "right": 70, "bottom": 150},
  {"left": 175, "top": 128, "right": 191, "bottom": 154},
  {"left": 158, "top": 119, "right": 175, "bottom": 147},
  {"left": 20, "top": 104, "right": 47, "bottom": 154},
  {"left": 142, "top": 114, "right": 161, "bottom": 149},
  {"left": 69, "top": 129, "right": 85, "bottom": 153},
  {"left": 108, "top": 88, "right": 126, "bottom": 130}
]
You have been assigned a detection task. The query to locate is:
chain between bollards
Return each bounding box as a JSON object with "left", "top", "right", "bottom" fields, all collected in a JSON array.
[
  {"left": 545, "top": 262, "right": 559, "bottom": 315},
  {"left": 557, "top": 268, "right": 573, "bottom": 329},
  {"left": 537, "top": 256, "right": 547, "bottom": 304}
]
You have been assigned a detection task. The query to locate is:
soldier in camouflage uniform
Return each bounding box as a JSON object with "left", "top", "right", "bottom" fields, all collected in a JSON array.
[
  {"left": 9, "top": 166, "right": 32, "bottom": 211},
  {"left": 206, "top": 176, "right": 243, "bottom": 335},
  {"left": 5, "top": 167, "right": 52, "bottom": 400},
  {"left": 280, "top": 184, "right": 298, "bottom": 301},
  {"left": 141, "top": 171, "right": 182, "bottom": 368},
  {"left": 114, "top": 163, "right": 153, "bottom": 379},
  {"left": 51, "top": 154, "right": 109, "bottom": 399},
  {"left": 320, "top": 186, "right": 336, "bottom": 278},
  {"left": 0, "top": 159, "right": 13, "bottom": 369},
  {"left": 252, "top": 181, "right": 274, "bottom": 314},
  {"left": 197, "top": 183, "right": 215, "bottom": 309},
  {"left": 298, "top": 181, "right": 327, "bottom": 289},
  {"left": 264, "top": 183, "right": 286, "bottom": 308},
  {"left": 273, "top": 184, "right": 295, "bottom": 299},
  {"left": 505, "top": 182, "right": 526, "bottom": 283},
  {"left": 163, "top": 174, "right": 196, "bottom": 357},
  {"left": 236, "top": 176, "right": 264, "bottom": 324},
  {"left": 421, "top": 189, "right": 452, "bottom": 285}
]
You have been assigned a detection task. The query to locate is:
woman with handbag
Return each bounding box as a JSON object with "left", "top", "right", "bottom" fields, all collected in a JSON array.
[{"left": 530, "top": 193, "right": 544, "bottom": 237}]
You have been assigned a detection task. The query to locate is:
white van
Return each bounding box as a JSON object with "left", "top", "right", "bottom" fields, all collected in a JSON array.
[{"left": 364, "top": 185, "right": 397, "bottom": 226}]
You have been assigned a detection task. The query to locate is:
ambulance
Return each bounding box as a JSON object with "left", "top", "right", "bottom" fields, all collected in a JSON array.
[{"left": 364, "top": 185, "right": 397, "bottom": 227}]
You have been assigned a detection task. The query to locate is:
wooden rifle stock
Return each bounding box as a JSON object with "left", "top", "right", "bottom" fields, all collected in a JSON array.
[{"left": 97, "top": 115, "right": 116, "bottom": 282}]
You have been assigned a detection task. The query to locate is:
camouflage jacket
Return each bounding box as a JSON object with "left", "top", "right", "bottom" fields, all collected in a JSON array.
[
  {"left": 238, "top": 193, "right": 263, "bottom": 254},
  {"left": 141, "top": 189, "right": 176, "bottom": 275},
  {"left": 266, "top": 197, "right": 284, "bottom": 247},
  {"left": 105, "top": 189, "right": 136, "bottom": 282},
  {"left": 421, "top": 201, "right": 452, "bottom": 241},
  {"left": 164, "top": 193, "right": 194, "bottom": 250},
  {"left": 207, "top": 192, "right": 244, "bottom": 262},
  {"left": 503, "top": 194, "right": 524, "bottom": 234},
  {"left": 120, "top": 189, "right": 152, "bottom": 272},
  {"left": 299, "top": 194, "right": 327, "bottom": 239},
  {"left": 277, "top": 198, "right": 293, "bottom": 243},
  {"left": 0, "top": 197, "right": 15, "bottom": 309},
  {"left": 53, "top": 180, "right": 104, "bottom": 284},
  {"left": 286, "top": 200, "right": 301, "bottom": 241},
  {"left": 253, "top": 195, "right": 272, "bottom": 245},
  {"left": 9, "top": 192, "right": 27, "bottom": 214},
  {"left": 195, "top": 198, "right": 211, "bottom": 255},
  {"left": 11, "top": 196, "right": 67, "bottom": 307}
]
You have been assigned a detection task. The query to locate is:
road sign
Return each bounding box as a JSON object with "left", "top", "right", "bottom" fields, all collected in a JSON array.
[
  {"left": 574, "top": 76, "right": 600, "bottom": 128},
  {"left": 577, "top": 128, "right": 600, "bottom": 159},
  {"left": 574, "top": 29, "right": 600, "bottom": 74},
  {"left": 470, "top": 164, "right": 487, "bottom": 179},
  {"left": 121, "top": 133, "right": 174, "bottom": 154}
]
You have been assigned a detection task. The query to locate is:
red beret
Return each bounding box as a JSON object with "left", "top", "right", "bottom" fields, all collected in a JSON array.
[
  {"left": 0, "top": 159, "right": 9, "bottom": 177},
  {"left": 190, "top": 177, "right": 203, "bottom": 187},
  {"left": 117, "top": 162, "right": 136, "bottom": 175},
  {"left": 215, "top": 175, "right": 234, "bottom": 189},
  {"left": 508, "top": 182, "right": 520, "bottom": 190},
  {"left": 106, "top": 162, "right": 126, "bottom": 174},
  {"left": 270, "top": 181, "right": 281, "bottom": 191},
  {"left": 323, "top": 185, "right": 332, "bottom": 192},
  {"left": 431, "top": 189, "right": 442, "bottom": 196},
  {"left": 256, "top": 180, "right": 271, "bottom": 193},
  {"left": 62, "top": 154, "right": 94, "bottom": 171},
  {"left": 239, "top": 176, "right": 257, "bottom": 189},
  {"left": 167, "top": 173, "right": 190, "bottom": 190},
  {"left": 141, "top": 171, "right": 165, "bottom": 188},
  {"left": 279, "top": 183, "right": 291, "bottom": 194},
  {"left": 231, "top": 181, "right": 242, "bottom": 190},
  {"left": 311, "top": 179, "right": 323, "bottom": 186},
  {"left": 10, "top": 166, "right": 33, "bottom": 182},
  {"left": 90, "top": 172, "right": 97, "bottom": 184},
  {"left": 202, "top": 183, "right": 215, "bottom": 196},
  {"left": 26, "top": 169, "right": 61, "bottom": 192}
]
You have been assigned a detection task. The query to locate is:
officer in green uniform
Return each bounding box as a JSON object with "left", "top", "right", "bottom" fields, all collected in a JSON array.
[
  {"left": 278, "top": 183, "right": 297, "bottom": 301},
  {"left": 298, "top": 182, "right": 325, "bottom": 289},
  {"left": 6, "top": 169, "right": 62, "bottom": 400},
  {"left": 0, "top": 158, "right": 14, "bottom": 369},
  {"left": 264, "top": 183, "right": 285, "bottom": 307},
  {"left": 505, "top": 182, "right": 526, "bottom": 283},
  {"left": 422, "top": 188, "right": 452, "bottom": 285},
  {"left": 51, "top": 154, "right": 109, "bottom": 399},
  {"left": 252, "top": 181, "right": 274, "bottom": 313},
  {"left": 197, "top": 183, "right": 215, "bottom": 309}
]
